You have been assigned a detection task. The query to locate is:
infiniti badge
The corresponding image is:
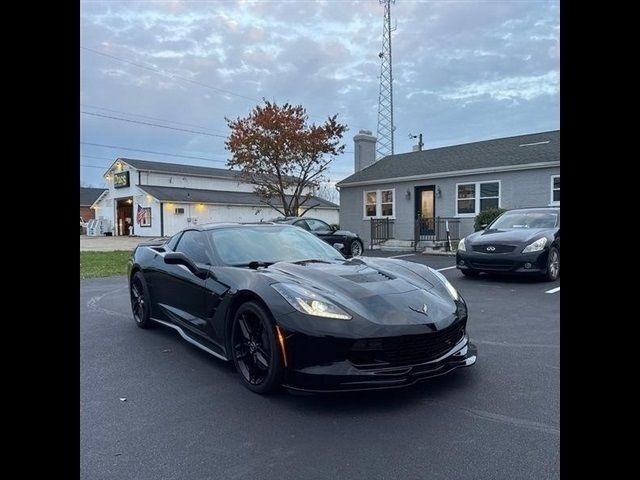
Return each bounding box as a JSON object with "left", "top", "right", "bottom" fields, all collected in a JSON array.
[{"left": 486, "top": 246, "right": 496, "bottom": 252}]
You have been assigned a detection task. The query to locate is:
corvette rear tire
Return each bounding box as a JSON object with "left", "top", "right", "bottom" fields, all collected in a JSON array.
[
  {"left": 130, "top": 272, "right": 153, "bottom": 329},
  {"left": 231, "top": 301, "right": 284, "bottom": 394}
]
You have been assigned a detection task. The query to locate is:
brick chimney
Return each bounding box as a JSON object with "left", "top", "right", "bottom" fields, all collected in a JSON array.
[{"left": 354, "top": 130, "right": 377, "bottom": 172}]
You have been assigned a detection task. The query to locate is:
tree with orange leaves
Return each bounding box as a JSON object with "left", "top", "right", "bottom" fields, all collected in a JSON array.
[{"left": 225, "top": 100, "right": 347, "bottom": 217}]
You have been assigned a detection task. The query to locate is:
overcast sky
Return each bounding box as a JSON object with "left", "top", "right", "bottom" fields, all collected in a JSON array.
[{"left": 80, "top": 0, "right": 559, "bottom": 188}]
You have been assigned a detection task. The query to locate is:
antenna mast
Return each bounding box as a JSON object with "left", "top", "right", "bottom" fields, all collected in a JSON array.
[{"left": 376, "top": 0, "right": 395, "bottom": 160}]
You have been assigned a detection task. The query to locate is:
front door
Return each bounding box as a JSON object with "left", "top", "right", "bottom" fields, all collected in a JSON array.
[
  {"left": 116, "top": 197, "right": 133, "bottom": 236},
  {"left": 415, "top": 186, "right": 436, "bottom": 236},
  {"left": 155, "top": 230, "right": 211, "bottom": 339}
]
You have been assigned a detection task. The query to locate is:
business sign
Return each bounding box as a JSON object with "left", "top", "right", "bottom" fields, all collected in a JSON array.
[{"left": 113, "top": 171, "right": 130, "bottom": 188}]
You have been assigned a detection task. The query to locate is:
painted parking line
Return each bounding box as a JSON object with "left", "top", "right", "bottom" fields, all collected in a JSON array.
[
  {"left": 545, "top": 286, "right": 560, "bottom": 294},
  {"left": 436, "top": 266, "right": 457, "bottom": 272},
  {"left": 389, "top": 253, "right": 417, "bottom": 259}
]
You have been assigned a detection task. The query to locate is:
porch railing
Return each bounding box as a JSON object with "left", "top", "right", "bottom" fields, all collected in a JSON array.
[
  {"left": 414, "top": 217, "right": 461, "bottom": 248},
  {"left": 370, "top": 218, "right": 394, "bottom": 249}
]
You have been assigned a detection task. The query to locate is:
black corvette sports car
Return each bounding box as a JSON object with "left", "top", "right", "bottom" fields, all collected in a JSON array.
[
  {"left": 456, "top": 207, "right": 560, "bottom": 281},
  {"left": 272, "top": 217, "right": 364, "bottom": 257},
  {"left": 128, "top": 223, "right": 476, "bottom": 394}
]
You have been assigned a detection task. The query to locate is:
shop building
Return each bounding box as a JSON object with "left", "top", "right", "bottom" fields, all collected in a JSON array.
[{"left": 91, "top": 158, "right": 339, "bottom": 237}]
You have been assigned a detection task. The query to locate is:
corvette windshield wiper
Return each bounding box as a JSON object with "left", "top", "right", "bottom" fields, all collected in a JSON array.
[
  {"left": 234, "top": 261, "right": 274, "bottom": 269},
  {"left": 290, "top": 259, "right": 333, "bottom": 265}
]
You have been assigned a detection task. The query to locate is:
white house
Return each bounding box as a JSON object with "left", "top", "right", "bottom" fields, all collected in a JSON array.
[{"left": 91, "top": 158, "right": 339, "bottom": 237}]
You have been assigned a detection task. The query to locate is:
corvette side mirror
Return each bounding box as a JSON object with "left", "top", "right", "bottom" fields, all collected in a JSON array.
[
  {"left": 333, "top": 243, "right": 344, "bottom": 251},
  {"left": 164, "top": 252, "right": 207, "bottom": 279}
]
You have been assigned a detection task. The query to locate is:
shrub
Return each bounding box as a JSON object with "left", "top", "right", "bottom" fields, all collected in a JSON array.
[{"left": 474, "top": 208, "right": 507, "bottom": 231}]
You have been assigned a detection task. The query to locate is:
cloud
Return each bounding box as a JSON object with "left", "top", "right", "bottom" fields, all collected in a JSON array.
[{"left": 80, "top": 0, "right": 559, "bottom": 186}]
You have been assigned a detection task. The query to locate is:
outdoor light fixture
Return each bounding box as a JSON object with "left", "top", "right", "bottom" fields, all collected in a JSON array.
[
  {"left": 406, "top": 189, "right": 411, "bottom": 199},
  {"left": 436, "top": 186, "right": 442, "bottom": 197}
]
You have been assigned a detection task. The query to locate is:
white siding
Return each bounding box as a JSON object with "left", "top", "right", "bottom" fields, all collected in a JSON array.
[
  {"left": 141, "top": 172, "right": 256, "bottom": 192},
  {"left": 161, "top": 203, "right": 339, "bottom": 236},
  {"left": 140, "top": 171, "right": 314, "bottom": 195},
  {"left": 92, "top": 163, "right": 338, "bottom": 237}
]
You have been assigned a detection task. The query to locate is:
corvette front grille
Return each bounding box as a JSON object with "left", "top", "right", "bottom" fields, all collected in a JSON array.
[{"left": 349, "top": 321, "right": 466, "bottom": 368}]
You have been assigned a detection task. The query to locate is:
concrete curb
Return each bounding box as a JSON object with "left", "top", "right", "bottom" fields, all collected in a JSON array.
[{"left": 421, "top": 249, "right": 457, "bottom": 256}]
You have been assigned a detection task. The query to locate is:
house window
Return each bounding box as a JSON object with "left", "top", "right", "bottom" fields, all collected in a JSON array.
[
  {"left": 381, "top": 190, "right": 394, "bottom": 216},
  {"left": 456, "top": 181, "right": 501, "bottom": 216},
  {"left": 363, "top": 189, "right": 395, "bottom": 218},
  {"left": 365, "top": 191, "right": 377, "bottom": 217},
  {"left": 550, "top": 175, "right": 560, "bottom": 205}
]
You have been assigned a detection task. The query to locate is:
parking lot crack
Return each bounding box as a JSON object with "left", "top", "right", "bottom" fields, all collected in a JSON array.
[{"left": 427, "top": 399, "right": 559, "bottom": 436}]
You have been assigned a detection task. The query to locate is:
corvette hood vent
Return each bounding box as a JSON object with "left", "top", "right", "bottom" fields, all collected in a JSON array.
[{"left": 340, "top": 271, "right": 393, "bottom": 283}]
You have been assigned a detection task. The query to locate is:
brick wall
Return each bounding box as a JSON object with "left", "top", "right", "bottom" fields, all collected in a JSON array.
[{"left": 80, "top": 206, "right": 95, "bottom": 221}]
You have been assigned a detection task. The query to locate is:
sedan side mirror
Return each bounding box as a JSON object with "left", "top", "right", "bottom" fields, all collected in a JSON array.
[
  {"left": 164, "top": 252, "right": 207, "bottom": 279},
  {"left": 480, "top": 223, "right": 488, "bottom": 229},
  {"left": 331, "top": 225, "right": 338, "bottom": 232}
]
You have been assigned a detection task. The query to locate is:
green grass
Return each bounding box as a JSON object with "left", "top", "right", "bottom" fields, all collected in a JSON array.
[{"left": 80, "top": 250, "right": 132, "bottom": 279}]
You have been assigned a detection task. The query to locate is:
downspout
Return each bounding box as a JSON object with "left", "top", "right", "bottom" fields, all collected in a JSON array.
[{"left": 160, "top": 202, "right": 164, "bottom": 237}]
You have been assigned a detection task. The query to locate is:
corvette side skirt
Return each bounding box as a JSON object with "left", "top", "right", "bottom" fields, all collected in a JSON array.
[{"left": 151, "top": 317, "right": 229, "bottom": 361}]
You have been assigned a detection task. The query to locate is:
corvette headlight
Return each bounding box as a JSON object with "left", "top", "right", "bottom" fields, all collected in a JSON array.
[
  {"left": 271, "top": 283, "right": 352, "bottom": 320},
  {"left": 428, "top": 268, "right": 460, "bottom": 301},
  {"left": 457, "top": 238, "right": 466, "bottom": 252},
  {"left": 522, "top": 237, "right": 547, "bottom": 253}
]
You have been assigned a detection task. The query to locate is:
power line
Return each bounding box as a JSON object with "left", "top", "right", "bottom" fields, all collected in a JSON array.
[
  {"left": 81, "top": 142, "right": 229, "bottom": 164},
  {"left": 80, "top": 154, "right": 115, "bottom": 162},
  {"left": 80, "top": 164, "right": 109, "bottom": 169},
  {"left": 80, "top": 47, "right": 345, "bottom": 124},
  {"left": 81, "top": 111, "right": 226, "bottom": 138},
  {"left": 80, "top": 103, "right": 228, "bottom": 134},
  {"left": 81, "top": 46, "right": 260, "bottom": 103}
]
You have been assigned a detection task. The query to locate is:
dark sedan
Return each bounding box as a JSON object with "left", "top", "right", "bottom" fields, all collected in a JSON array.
[
  {"left": 456, "top": 207, "right": 560, "bottom": 281},
  {"left": 272, "top": 217, "right": 364, "bottom": 257},
  {"left": 128, "top": 223, "right": 476, "bottom": 394}
]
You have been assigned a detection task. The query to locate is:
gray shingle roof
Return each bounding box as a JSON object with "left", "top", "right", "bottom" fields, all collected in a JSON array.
[
  {"left": 337, "top": 130, "right": 560, "bottom": 186},
  {"left": 137, "top": 185, "right": 338, "bottom": 209},
  {"left": 80, "top": 187, "right": 107, "bottom": 206},
  {"left": 119, "top": 158, "right": 239, "bottom": 179},
  {"left": 118, "top": 157, "right": 311, "bottom": 185}
]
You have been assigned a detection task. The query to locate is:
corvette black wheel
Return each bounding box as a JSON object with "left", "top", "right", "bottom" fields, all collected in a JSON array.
[
  {"left": 231, "top": 301, "right": 283, "bottom": 394},
  {"left": 130, "top": 272, "right": 153, "bottom": 329}
]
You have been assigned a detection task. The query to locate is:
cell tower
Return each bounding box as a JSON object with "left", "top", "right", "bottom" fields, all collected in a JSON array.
[{"left": 376, "top": 0, "right": 395, "bottom": 160}]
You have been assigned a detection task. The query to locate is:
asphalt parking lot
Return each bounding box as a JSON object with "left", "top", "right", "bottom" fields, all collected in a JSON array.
[{"left": 80, "top": 252, "right": 559, "bottom": 480}]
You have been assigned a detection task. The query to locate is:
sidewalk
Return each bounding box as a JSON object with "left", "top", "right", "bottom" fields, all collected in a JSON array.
[{"left": 80, "top": 235, "right": 168, "bottom": 252}]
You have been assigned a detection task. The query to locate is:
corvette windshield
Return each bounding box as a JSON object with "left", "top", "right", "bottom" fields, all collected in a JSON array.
[
  {"left": 490, "top": 212, "right": 558, "bottom": 230},
  {"left": 207, "top": 226, "right": 344, "bottom": 266}
]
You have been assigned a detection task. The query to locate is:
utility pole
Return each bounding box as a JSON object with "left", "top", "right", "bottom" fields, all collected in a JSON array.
[{"left": 376, "top": 0, "right": 396, "bottom": 160}]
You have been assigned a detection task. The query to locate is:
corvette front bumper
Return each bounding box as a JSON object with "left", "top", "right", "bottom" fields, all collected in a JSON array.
[{"left": 280, "top": 331, "right": 477, "bottom": 393}]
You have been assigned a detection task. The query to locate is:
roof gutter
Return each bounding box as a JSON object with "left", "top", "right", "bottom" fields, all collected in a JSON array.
[{"left": 336, "top": 161, "right": 560, "bottom": 187}]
